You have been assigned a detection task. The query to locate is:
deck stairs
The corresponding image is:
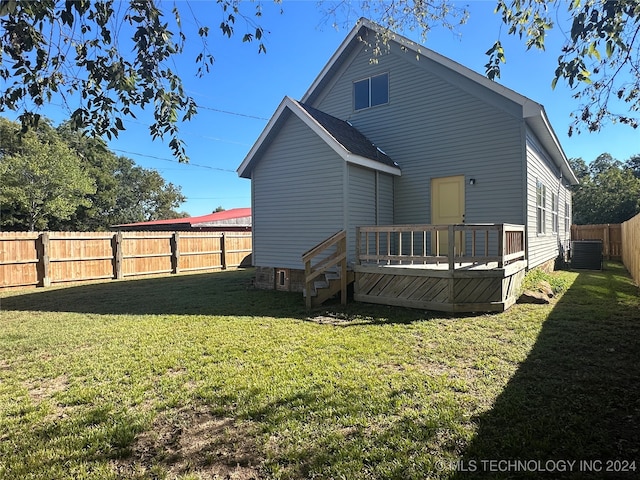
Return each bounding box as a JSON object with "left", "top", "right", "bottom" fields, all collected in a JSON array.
[
  {"left": 303, "top": 267, "right": 354, "bottom": 307},
  {"left": 301, "top": 230, "right": 350, "bottom": 309}
]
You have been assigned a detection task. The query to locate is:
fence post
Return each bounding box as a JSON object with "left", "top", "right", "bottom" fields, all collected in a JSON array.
[
  {"left": 171, "top": 232, "right": 180, "bottom": 274},
  {"left": 37, "top": 232, "right": 51, "bottom": 287},
  {"left": 604, "top": 224, "right": 610, "bottom": 260},
  {"left": 221, "top": 232, "right": 227, "bottom": 270},
  {"left": 113, "top": 232, "right": 123, "bottom": 279}
]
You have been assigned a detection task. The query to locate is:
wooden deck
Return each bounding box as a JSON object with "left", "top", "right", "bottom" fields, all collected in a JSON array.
[{"left": 354, "top": 224, "right": 527, "bottom": 312}]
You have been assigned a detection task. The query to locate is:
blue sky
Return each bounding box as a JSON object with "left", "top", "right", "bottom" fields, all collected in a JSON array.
[{"left": 14, "top": 0, "right": 640, "bottom": 217}]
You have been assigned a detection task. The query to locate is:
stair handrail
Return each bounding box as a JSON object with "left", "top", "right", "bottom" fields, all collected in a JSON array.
[{"left": 302, "top": 230, "right": 347, "bottom": 309}]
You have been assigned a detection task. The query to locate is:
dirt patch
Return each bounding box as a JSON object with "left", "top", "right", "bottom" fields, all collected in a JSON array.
[
  {"left": 113, "top": 406, "right": 263, "bottom": 479},
  {"left": 27, "top": 375, "right": 69, "bottom": 401},
  {"left": 306, "top": 311, "right": 355, "bottom": 326}
]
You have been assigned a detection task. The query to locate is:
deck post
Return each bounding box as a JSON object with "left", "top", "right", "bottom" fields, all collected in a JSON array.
[
  {"left": 339, "top": 235, "right": 347, "bottom": 305},
  {"left": 448, "top": 225, "right": 455, "bottom": 303},
  {"left": 305, "top": 257, "right": 312, "bottom": 310},
  {"left": 447, "top": 225, "right": 455, "bottom": 270},
  {"left": 355, "top": 227, "right": 361, "bottom": 266},
  {"left": 498, "top": 224, "right": 505, "bottom": 268}
]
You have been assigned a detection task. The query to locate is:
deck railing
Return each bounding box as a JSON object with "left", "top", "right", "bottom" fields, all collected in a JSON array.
[
  {"left": 356, "top": 224, "right": 525, "bottom": 269},
  {"left": 302, "top": 230, "right": 347, "bottom": 309}
]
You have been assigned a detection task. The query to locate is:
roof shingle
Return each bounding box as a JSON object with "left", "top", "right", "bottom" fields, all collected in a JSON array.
[{"left": 296, "top": 101, "right": 397, "bottom": 170}]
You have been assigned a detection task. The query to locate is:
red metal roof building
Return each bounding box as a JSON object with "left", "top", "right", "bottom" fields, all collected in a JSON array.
[{"left": 112, "top": 208, "right": 251, "bottom": 232}]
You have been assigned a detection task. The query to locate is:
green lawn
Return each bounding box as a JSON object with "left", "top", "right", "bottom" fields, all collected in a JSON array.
[{"left": 0, "top": 264, "right": 639, "bottom": 479}]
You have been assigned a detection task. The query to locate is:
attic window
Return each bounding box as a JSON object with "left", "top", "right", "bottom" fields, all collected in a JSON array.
[{"left": 354, "top": 73, "right": 389, "bottom": 111}]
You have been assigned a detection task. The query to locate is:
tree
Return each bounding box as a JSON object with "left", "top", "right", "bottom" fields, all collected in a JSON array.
[
  {"left": 487, "top": 0, "right": 640, "bottom": 134},
  {"left": 54, "top": 121, "right": 122, "bottom": 231},
  {"left": 569, "top": 153, "right": 640, "bottom": 224},
  {"left": 53, "top": 123, "right": 186, "bottom": 230},
  {"left": 0, "top": 119, "right": 96, "bottom": 231},
  {"left": 2, "top": 1, "right": 638, "bottom": 159},
  {"left": 1, "top": 116, "right": 187, "bottom": 230},
  {"left": 213, "top": 206, "right": 226, "bottom": 213},
  {"left": 626, "top": 154, "right": 640, "bottom": 179},
  {"left": 0, "top": 0, "right": 271, "bottom": 162},
  {"left": 107, "top": 156, "right": 186, "bottom": 225}
]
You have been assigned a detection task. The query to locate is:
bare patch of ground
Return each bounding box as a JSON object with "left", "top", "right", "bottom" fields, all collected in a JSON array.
[
  {"left": 306, "top": 311, "right": 355, "bottom": 326},
  {"left": 27, "top": 374, "right": 69, "bottom": 401},
  {"left": 113, "top": 406, "right": 263, "bottom": 479}
]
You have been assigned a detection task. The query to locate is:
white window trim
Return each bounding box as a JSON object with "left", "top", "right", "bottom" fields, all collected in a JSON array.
[
  {"left": 353, "top": 72, "right": 389, "bottom": 111},
  {"left": 536, "top": 180, "right": 547, "bottom": 235},
  {"left": 551, "top": 192, "right": 558, "bottom": 234}
]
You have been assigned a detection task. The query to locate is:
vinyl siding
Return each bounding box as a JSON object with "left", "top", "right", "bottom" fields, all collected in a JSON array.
[
  {"left": 312, "top": 35, "right": 525, "bottom": 228},
  {"left": 346, "top": 166, "right": 395, "bottom": 264},
  {"left": 252, "top": 113, "right": 345, "bottom": 269},
  {"left": 526, "top": 129, "right": 572, "bottom": 268},
  {"left": 377, "top": 172, "right": 394, "bottom": 225},
  {"left": 347, "top": 165, "right": 376, "bottom": 263}
]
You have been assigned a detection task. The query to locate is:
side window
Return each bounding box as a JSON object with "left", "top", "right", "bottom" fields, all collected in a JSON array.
[
  {"left": 552, "top": 192, "right": 558, "bottom": 233},
  {"left": 565, "top": 202, "right": 570, "bottom": 232},
  {"left": 536, "top": 180, "right": 546, "bottom": 234},
  {"left": 353, "top": 73, "right": 389, "bottom": 111},
  {"left": 370, "top": 73, "right": 389, "bottom": 106},
  {"left": 354, "top": 79, "right": 370, "bottom": 111}
]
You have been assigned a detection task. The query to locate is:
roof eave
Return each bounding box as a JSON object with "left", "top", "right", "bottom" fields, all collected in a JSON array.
[
  {"left": 525, "top": 107, "right": 579, "bottom": 185},
  {"left": 238, "top": 96, "right": 400, "bottom": 177},
  {"left": 346, "top": 153, "right": 401, "bottom": 176}
]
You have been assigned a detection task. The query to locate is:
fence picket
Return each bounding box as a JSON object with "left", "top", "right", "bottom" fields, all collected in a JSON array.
[
  {"left": 0, "top": 231, "right": 252, "bottom": 288},
  {"left": 621, "top": 215, "right": 640, "bottom": 286}
]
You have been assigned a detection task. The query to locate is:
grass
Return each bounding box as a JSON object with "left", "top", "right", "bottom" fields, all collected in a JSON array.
[{"left": 0, "top": 263, "right": 639, "bottom": 479}]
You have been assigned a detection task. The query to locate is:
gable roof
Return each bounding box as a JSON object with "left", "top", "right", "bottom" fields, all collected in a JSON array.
[
  {"left": 237, "top": 96, "right": 401, "bottom": 178},
  {"left": 300, "top": 18, "right": 578, "bottom": 185},
  {"left": 112, "top": 208, "right": 251, "bottom": 230}
]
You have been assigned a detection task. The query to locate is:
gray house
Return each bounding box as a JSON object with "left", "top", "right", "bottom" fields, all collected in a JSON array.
[{"left": 238, "top": 18, "right": 578, "bottom": 310}]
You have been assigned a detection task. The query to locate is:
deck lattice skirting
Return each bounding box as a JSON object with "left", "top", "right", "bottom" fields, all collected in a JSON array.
[{"left": 354, "top": 224, "right": 527, "bottom": 312}]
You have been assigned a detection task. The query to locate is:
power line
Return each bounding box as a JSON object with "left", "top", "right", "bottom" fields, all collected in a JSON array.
[
  {"left": 46, "top": 97, "right": 269, "bottom": 122},
  {"left": 111, "top": 148, "right": 237, "bottom": 173},
  {"left": 195, "top": 104, "right": 269, "bottom": 121}
]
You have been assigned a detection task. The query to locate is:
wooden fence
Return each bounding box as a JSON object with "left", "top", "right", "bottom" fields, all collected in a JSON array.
[
  {"left": 570, "top": 224, "right": 622, "bottom": 259},
  {"left": 621, "top": 214, "right": 640, "bottom": 286},
  {"left": 0, "top": 231, "right": 252, "bottom": 289}
]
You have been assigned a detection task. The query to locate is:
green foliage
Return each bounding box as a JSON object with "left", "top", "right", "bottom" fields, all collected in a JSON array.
[
  {"left": 492, "top": 0, "right": 639, "bottom": 134},
  {"left": 0, "top": 117, "right": 186, "bottom": 231},
  {"left": 569, "top": 152, "right": 640, "bottom": 224},
  {"left": 0, "top": 0, "right": 273, "bottom": 162},
  {"left": 107, "top": 156, "right": 187, "bottom": 225},
  {"left": 2, "top": 0, "right": 638, "bottom": 157},
  {"left": 0, "top": 118, "right": 96, "bottom": 231},
  {"left": 521, "top": 267, "right": 571, "bottom": 294}
]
